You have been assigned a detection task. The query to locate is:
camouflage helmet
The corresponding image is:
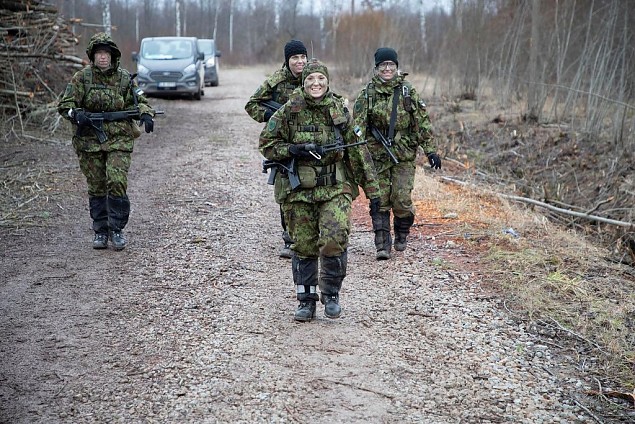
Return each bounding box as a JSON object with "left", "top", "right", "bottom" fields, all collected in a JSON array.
[
  {"left": 85, "top": 32, "right": 121, "bottom": 63},
  {"left": 301, "top": 58, "right": 329, "bottom": 85}
]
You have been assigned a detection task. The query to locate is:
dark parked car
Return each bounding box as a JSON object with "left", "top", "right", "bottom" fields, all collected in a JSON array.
[
  {"left": 132, "top": 36, "right": 205, "bottom": 100},
  {"left": 197, "top": 39, "right": 221, "bottom": 87}
]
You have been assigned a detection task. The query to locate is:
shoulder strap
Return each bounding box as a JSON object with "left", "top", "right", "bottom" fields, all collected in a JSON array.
[{"left": 387, "top": 85, "right": 400, "bottom": 143}]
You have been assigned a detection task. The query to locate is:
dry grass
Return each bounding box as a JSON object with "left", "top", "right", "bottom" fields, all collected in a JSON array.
[{"left": 411, "top": 164, "right": 635, "bottom": 394}]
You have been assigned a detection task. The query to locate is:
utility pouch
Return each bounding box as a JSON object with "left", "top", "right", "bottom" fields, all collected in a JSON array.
[{"left": 297, "top": 165, "right": 318, "bottom": 188}]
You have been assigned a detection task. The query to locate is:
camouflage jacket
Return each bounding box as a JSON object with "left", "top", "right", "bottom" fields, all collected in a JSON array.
[
  {"left": 244, "top": 65, "right": 301, "bottom": 123},
  {"left": 352, "top": 73, "right": 434, "bottom": 172},
  {"left": 259, "top": 88, "right": 379, "bottom": 203},
  {"left": 57, "top": 33, "right": 154, "bottom": 153}
]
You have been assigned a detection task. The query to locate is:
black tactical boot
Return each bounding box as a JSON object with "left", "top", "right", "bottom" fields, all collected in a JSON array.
[
  {"left": 279, "top": 230, "right": 293, "bottom": 259},
  {"left": 319, "top": 253, "right": 346, "bottom": 319},
  {"left": 321, "top": 293, "right": 341, "bottom": 319},
  {"left": 93, "top": 233, "right": 108, "bottom": 249},
  {"left": 371, "top": 210, "right": 392, "bottom": 260},
  {"left": 109, "top": 230, "right": 127, "bottom": 251},
  {"left": 292, "top": 256, "right": 319, "bottom": 322},
  {"left": 394, "top": 215, "right": 415, "bottom": 252},
  {"left": 295, "top": 301, "right": 316, "bottom": 322}
]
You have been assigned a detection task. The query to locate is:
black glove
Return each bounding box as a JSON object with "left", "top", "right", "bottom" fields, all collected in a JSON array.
[
  {"left": 72, "top": 109, "right": 91, "bottom": 127},
  {"left": 263, "top": 109, "right": 274, "bottom": 121},
  {"left": 139, "top": 114, "right": 154, "bottom": 133},
  {"left": 427, "top": 152, "right": 442, "bottom": 169},
  {"left": 288, "top": 143, "right": 315, "bottom": 158},
  {"left": 369, "top": 197, "right": 381, "bottom": 215}
]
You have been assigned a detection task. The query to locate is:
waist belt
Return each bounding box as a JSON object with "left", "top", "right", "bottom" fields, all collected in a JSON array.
[{"left": 315, "top": 163, "right": 337, "bottom": 187}]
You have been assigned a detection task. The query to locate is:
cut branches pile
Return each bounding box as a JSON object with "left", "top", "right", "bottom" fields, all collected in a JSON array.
[{"left": 0, "top": 0, "right": 82, "bottom": 131}]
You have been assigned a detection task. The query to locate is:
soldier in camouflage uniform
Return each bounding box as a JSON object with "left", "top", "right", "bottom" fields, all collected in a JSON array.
[
  {"left": 57, "top": 32, "right": 155, "bottom": 251},
  {"left": 245, "top": 40, "right": 308, "bottom": 259},
  {"left": 353, "top": 47, "right": 441, "bottom": 260},
  {"left": 260, "top": 59, "right": 380, "bottom": 322}
]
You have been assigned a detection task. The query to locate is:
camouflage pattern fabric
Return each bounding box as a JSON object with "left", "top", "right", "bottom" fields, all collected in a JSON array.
[
  {"left": 76, "top": 150, "right": 131, "bottom": 197},
  {"left": 57, "top": 32, "right": 154, "bottom": 153},
  {"left": 281, "top": 193, "right": 351, "bottom": 258},
  {"left": 259, "top": 87, "right": 379, "bottom": 258},
  {"left": 352, "top": 73, "right": 434, "bottom": 173},
  {"left": 244, "top": 66, "right": 302, "bottom": 123},
  {"left": 352, "top": 73, "right": 435, "bottom": 215}
]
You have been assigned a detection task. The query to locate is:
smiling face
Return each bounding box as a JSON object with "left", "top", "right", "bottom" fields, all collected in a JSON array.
[
  {"left": 303, "top": 72, "right": 328, "bottom": 100},
  {"left": 288, "top": 54, "right": 307, "bottom": 78},
  {"left": 94, "top": 48, "right": 112, "bottom": 70},
  {"left": 376, "top": 61, "right": 397, "bottom": 81}
]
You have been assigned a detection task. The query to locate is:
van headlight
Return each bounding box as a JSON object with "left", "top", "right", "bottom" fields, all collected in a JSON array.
[
  {"left": 183, "top": 64, "right": 196, "bottom": 75},
  {"left": 137, "top": 64, "right": 149, "bottom": 76},
  {"left": 206, "top": 57, "right": 215, "bottom": 67}
]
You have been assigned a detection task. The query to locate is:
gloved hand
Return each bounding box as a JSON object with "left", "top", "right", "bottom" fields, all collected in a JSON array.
[
  {"left": 427, "top": 152, "right": 442, "bottom": 169},
  {"left": 70, "top": 109, "right": 91, "bottom": 127},
  {"left": 369, "top": 197, "right": 381, "bottom": 215},
  {"left": 139, "top": 114, "right": 154, "bottom": 133},
  {"left": 263, "top": 109, "right": 274, "bottom": 121},
  {"left": 288, "top": 143, "right": 315, "bottom": 158}
]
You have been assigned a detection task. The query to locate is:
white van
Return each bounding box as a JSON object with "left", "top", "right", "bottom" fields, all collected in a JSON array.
[{"left": 132, "top": 36, "right": 205, "bottom": 100}]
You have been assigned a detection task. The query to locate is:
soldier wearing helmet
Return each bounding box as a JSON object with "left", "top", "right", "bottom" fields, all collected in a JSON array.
[{"left": 57, "top": 32, "right": 155, "bottom": 251}]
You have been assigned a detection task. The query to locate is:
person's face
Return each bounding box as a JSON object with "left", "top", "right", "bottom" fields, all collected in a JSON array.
[
  {"left": 376, "top": 61, "right": 397, "bottom": 81},
  {"left": 94, "top": 48, "right": 112, "bottom": 70},
  {"left": 288, "top": 54, "right": 307, "bottom": 77},
  {"left": 303, "top": 72, "right": 328, "bottom": 99}
]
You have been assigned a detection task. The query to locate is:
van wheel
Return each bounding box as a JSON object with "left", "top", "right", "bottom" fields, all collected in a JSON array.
[{"left": 211, "top": 79, "right": 219, "bottom": 87}]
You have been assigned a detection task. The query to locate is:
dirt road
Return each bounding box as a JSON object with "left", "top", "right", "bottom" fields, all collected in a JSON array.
[{"left": 1, "top": 67, "right": 600, "bottom": 423}]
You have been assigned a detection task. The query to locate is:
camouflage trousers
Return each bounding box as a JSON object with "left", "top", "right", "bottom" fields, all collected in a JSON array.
[
  {"left": 376, "top": 160, "right": 416, "bottom": 218},
  {"left": 282, "top": 193, "right": 352, "bottom": 258},
  {"left": 76, "top": 150, "right": 131, "bottom": 197}
]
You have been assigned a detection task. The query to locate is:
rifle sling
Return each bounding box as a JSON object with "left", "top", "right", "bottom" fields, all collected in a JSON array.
[{"left": 387, "top": 85, "right": 400, "bottom": 145}]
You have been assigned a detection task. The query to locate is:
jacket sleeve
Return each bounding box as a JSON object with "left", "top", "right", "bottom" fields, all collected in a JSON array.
[
  {"left": 57, "top": 69, "right": 86, "bottom": 120},
  {"left": 258, "top": 105, "right": 293, "bottom": 160},
  {"left": 245, "top": 79, "right": 275, "bottom": 123},
  {"left": 343, "top": 124, "right": 379, "bottom": 199},
  {"left": 351, "top": 88, "right": 369, "bottom": 142},
  {"left": 409, "top": 86, "right": 435, "bottom": 154}
]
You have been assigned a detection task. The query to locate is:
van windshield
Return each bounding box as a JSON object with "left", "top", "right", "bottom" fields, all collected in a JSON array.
[
  {"left": 142, "top": 39, "right": 193, "bottom": 60},
  {"left": 198, "top": 40, "right": 215, "bottom": 55}
]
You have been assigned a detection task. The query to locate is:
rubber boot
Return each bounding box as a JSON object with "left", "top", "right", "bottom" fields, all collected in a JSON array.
[
  {"left": 394, "top": 214, "right": 415, "bottom": 252},
  {"left": 371, "top": 210, "right": 392, "bottom": 260},
  {"left": 89, "top": 196, "right": 108, "bottom": 249},
  {"left": 292, "top": 256, "right": 319, "bottom": 322},
  {"left": 108, "top": 195, "right": 130, "bottom": 251},
  {"left": 319, "top": 252, "right": 346, "bottom": 319}
]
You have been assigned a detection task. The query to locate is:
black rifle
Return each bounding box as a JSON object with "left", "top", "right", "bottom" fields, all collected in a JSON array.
[
  {"left": 293, "top": 140, "right": 368, "bottom": 160},
  {"left": 369, "top": 125, "right": 399, "bottom": 164},
  {"left": 75, "top": 108, "right": 165, "bottom": 143},
  {"left": 262, "top": 157, "right": 301, "bottom": 190},
  {"left": 261, "top": 139, "right": 367, "bottom": 190},
  {"left": 262, "top": 99, "right": 283, "bottom": 115}
]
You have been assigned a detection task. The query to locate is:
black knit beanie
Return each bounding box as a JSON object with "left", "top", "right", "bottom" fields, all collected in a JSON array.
[
  {"left": 374, "top": 47, "right": 398, "bottom": 67},
  {"left": 284, "top": 40, "right": 307, "bottom": 67}
]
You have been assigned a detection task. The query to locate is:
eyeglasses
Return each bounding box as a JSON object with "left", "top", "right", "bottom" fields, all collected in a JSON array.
[{"left": 377, "top": 62, "right": 397, "bottom": 71}]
